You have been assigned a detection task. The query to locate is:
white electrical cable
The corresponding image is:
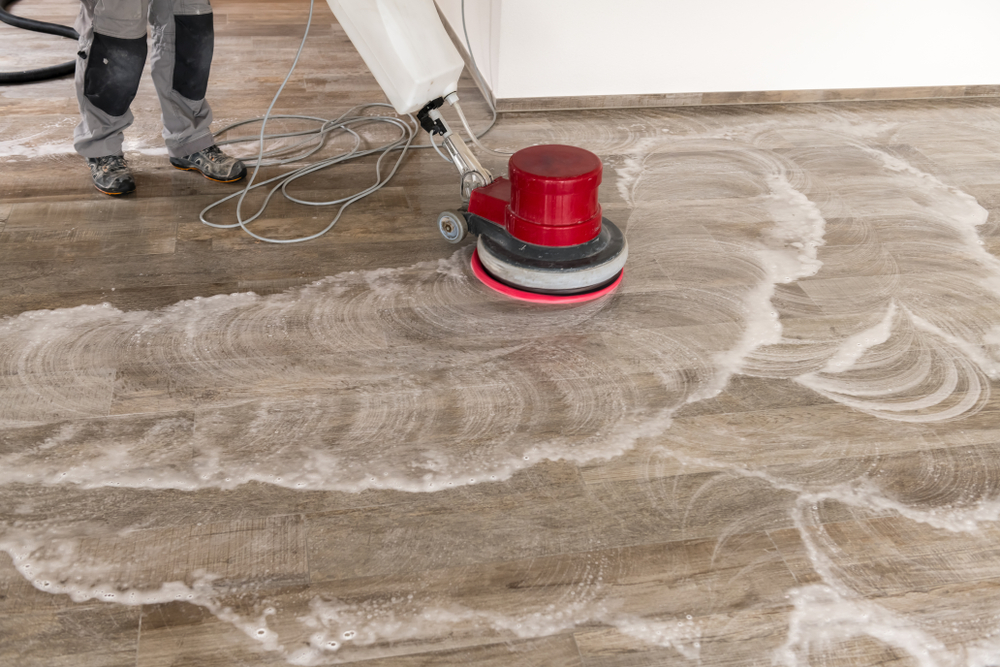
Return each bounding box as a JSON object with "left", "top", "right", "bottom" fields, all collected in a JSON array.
[
  {"left": 455, "top": 0, "right": 512, "bottom": 157},
  {"left": 429, "top": 130, "right": 453, "bottom": 164},
  {"left": 451, "top": 97, "right": 512, "bottom": 158},
  {"left": 215, "top": 115, "right": 340, "bottom": 167},
  {"left": 459, "top": 0, "right": 495, "bottom": 116},
  {"left": 201, "top": 108, "right": 417, "bottom": 244}
]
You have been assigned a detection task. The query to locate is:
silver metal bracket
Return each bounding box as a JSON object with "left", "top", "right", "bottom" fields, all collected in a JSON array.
[{"left": 428, "top": 108, "right": 493, "bottom": 201}]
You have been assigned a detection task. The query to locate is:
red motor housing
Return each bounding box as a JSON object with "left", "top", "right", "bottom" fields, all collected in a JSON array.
[{"left": 468, "top": 144, "right": 604, "bottom": 247}]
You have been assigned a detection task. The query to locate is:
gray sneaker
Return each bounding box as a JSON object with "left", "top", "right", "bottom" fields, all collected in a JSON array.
[
  {"left": 170, "top": 145, "right": 247, "bottom": 183},
  {"left": 87, "top": 155, "right": 136, "bottom": 196}
]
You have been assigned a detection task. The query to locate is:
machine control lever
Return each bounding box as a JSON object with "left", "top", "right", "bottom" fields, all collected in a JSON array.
[{"left": 417, "top": 99, "right": 493, "bottom": 201}]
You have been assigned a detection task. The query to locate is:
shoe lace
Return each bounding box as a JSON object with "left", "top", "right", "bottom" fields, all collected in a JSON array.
[{"left": 96, "top": 154, "right": 128, "bottom": 172}]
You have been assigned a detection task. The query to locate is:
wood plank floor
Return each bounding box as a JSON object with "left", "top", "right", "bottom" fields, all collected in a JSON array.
[{"left": 5, "top": 1, "right": 1000, "bottom": 665}]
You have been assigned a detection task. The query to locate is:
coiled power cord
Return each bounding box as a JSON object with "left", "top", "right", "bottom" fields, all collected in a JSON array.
[
  {"left": 200, "top": 0, "right": 512, "bottom": 243},
  {"left": 0, "top": 0, "right": 78, "bottom": 84}
]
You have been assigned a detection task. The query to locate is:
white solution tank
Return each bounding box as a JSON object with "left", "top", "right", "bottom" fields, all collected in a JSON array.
[{"left": 324, "top": 0, "right": 465, "bottom": 115}]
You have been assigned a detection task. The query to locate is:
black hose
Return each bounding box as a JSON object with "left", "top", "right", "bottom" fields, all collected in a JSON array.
[{"left": 0, "top": 0, "right": 79, "bottom": 84}]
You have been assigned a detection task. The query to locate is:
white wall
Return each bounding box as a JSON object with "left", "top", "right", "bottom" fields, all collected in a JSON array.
[
  {"left": 437, "top": 0, "right": 1000, "bottom": 100},
  {"left": 435, "top": 0, "right": 501, "bottom": 93}
]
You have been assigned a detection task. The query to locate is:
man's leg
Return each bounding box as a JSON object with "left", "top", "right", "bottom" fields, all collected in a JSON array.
[
  {"left": 149, "top": 0, "right": 245, "bottom": 182},
  {"left": 74, "top": 0, "right": 150, "bottom": 194}
]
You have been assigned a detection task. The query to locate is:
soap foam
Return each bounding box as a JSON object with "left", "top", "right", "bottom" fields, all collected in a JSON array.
[{"left": 5, "top": 110, "right": 1000, "bottom": 664}]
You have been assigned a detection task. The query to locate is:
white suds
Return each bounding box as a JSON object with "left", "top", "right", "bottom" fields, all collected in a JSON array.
[{"left": 5, "top": 113, "right": 1000, "bottom": 665}]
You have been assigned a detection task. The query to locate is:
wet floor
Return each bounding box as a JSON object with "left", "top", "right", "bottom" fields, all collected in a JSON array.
[{"left": 5, "top": 1, "right": 1000, "bottom": 665}]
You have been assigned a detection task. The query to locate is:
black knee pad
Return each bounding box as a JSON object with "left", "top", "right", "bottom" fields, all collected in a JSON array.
[
  {"left": 173, "top": 13, "right": 214, "bottom": 101},
  {"left": 84, "top": 33, "right": 148, "bottom": 117}
]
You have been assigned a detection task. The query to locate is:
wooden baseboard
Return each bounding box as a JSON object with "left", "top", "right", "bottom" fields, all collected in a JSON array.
[{"left": 494, "top": 85, "right": 1000, "bottom": 113}]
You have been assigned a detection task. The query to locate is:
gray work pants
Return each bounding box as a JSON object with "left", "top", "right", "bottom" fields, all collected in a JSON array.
[{"left": 73, "top": 0, "right": 217, "bottom": 159}]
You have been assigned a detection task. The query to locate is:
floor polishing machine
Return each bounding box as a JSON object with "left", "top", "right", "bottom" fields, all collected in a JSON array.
[{"left": 327, "top": 0, "right": 627, "bottom": 302}]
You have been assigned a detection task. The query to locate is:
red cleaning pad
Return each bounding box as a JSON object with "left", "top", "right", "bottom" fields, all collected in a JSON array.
[{"left": 470, "top": 249, "right": 623, "bottom": 304}]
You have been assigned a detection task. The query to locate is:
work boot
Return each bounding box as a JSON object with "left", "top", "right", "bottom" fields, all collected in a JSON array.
[
  {"left": 170, "top": 145, "right": 247, "bottom": 183},
  {"left": 87, "top": 155, "right": 136, "bottom": 196}
]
